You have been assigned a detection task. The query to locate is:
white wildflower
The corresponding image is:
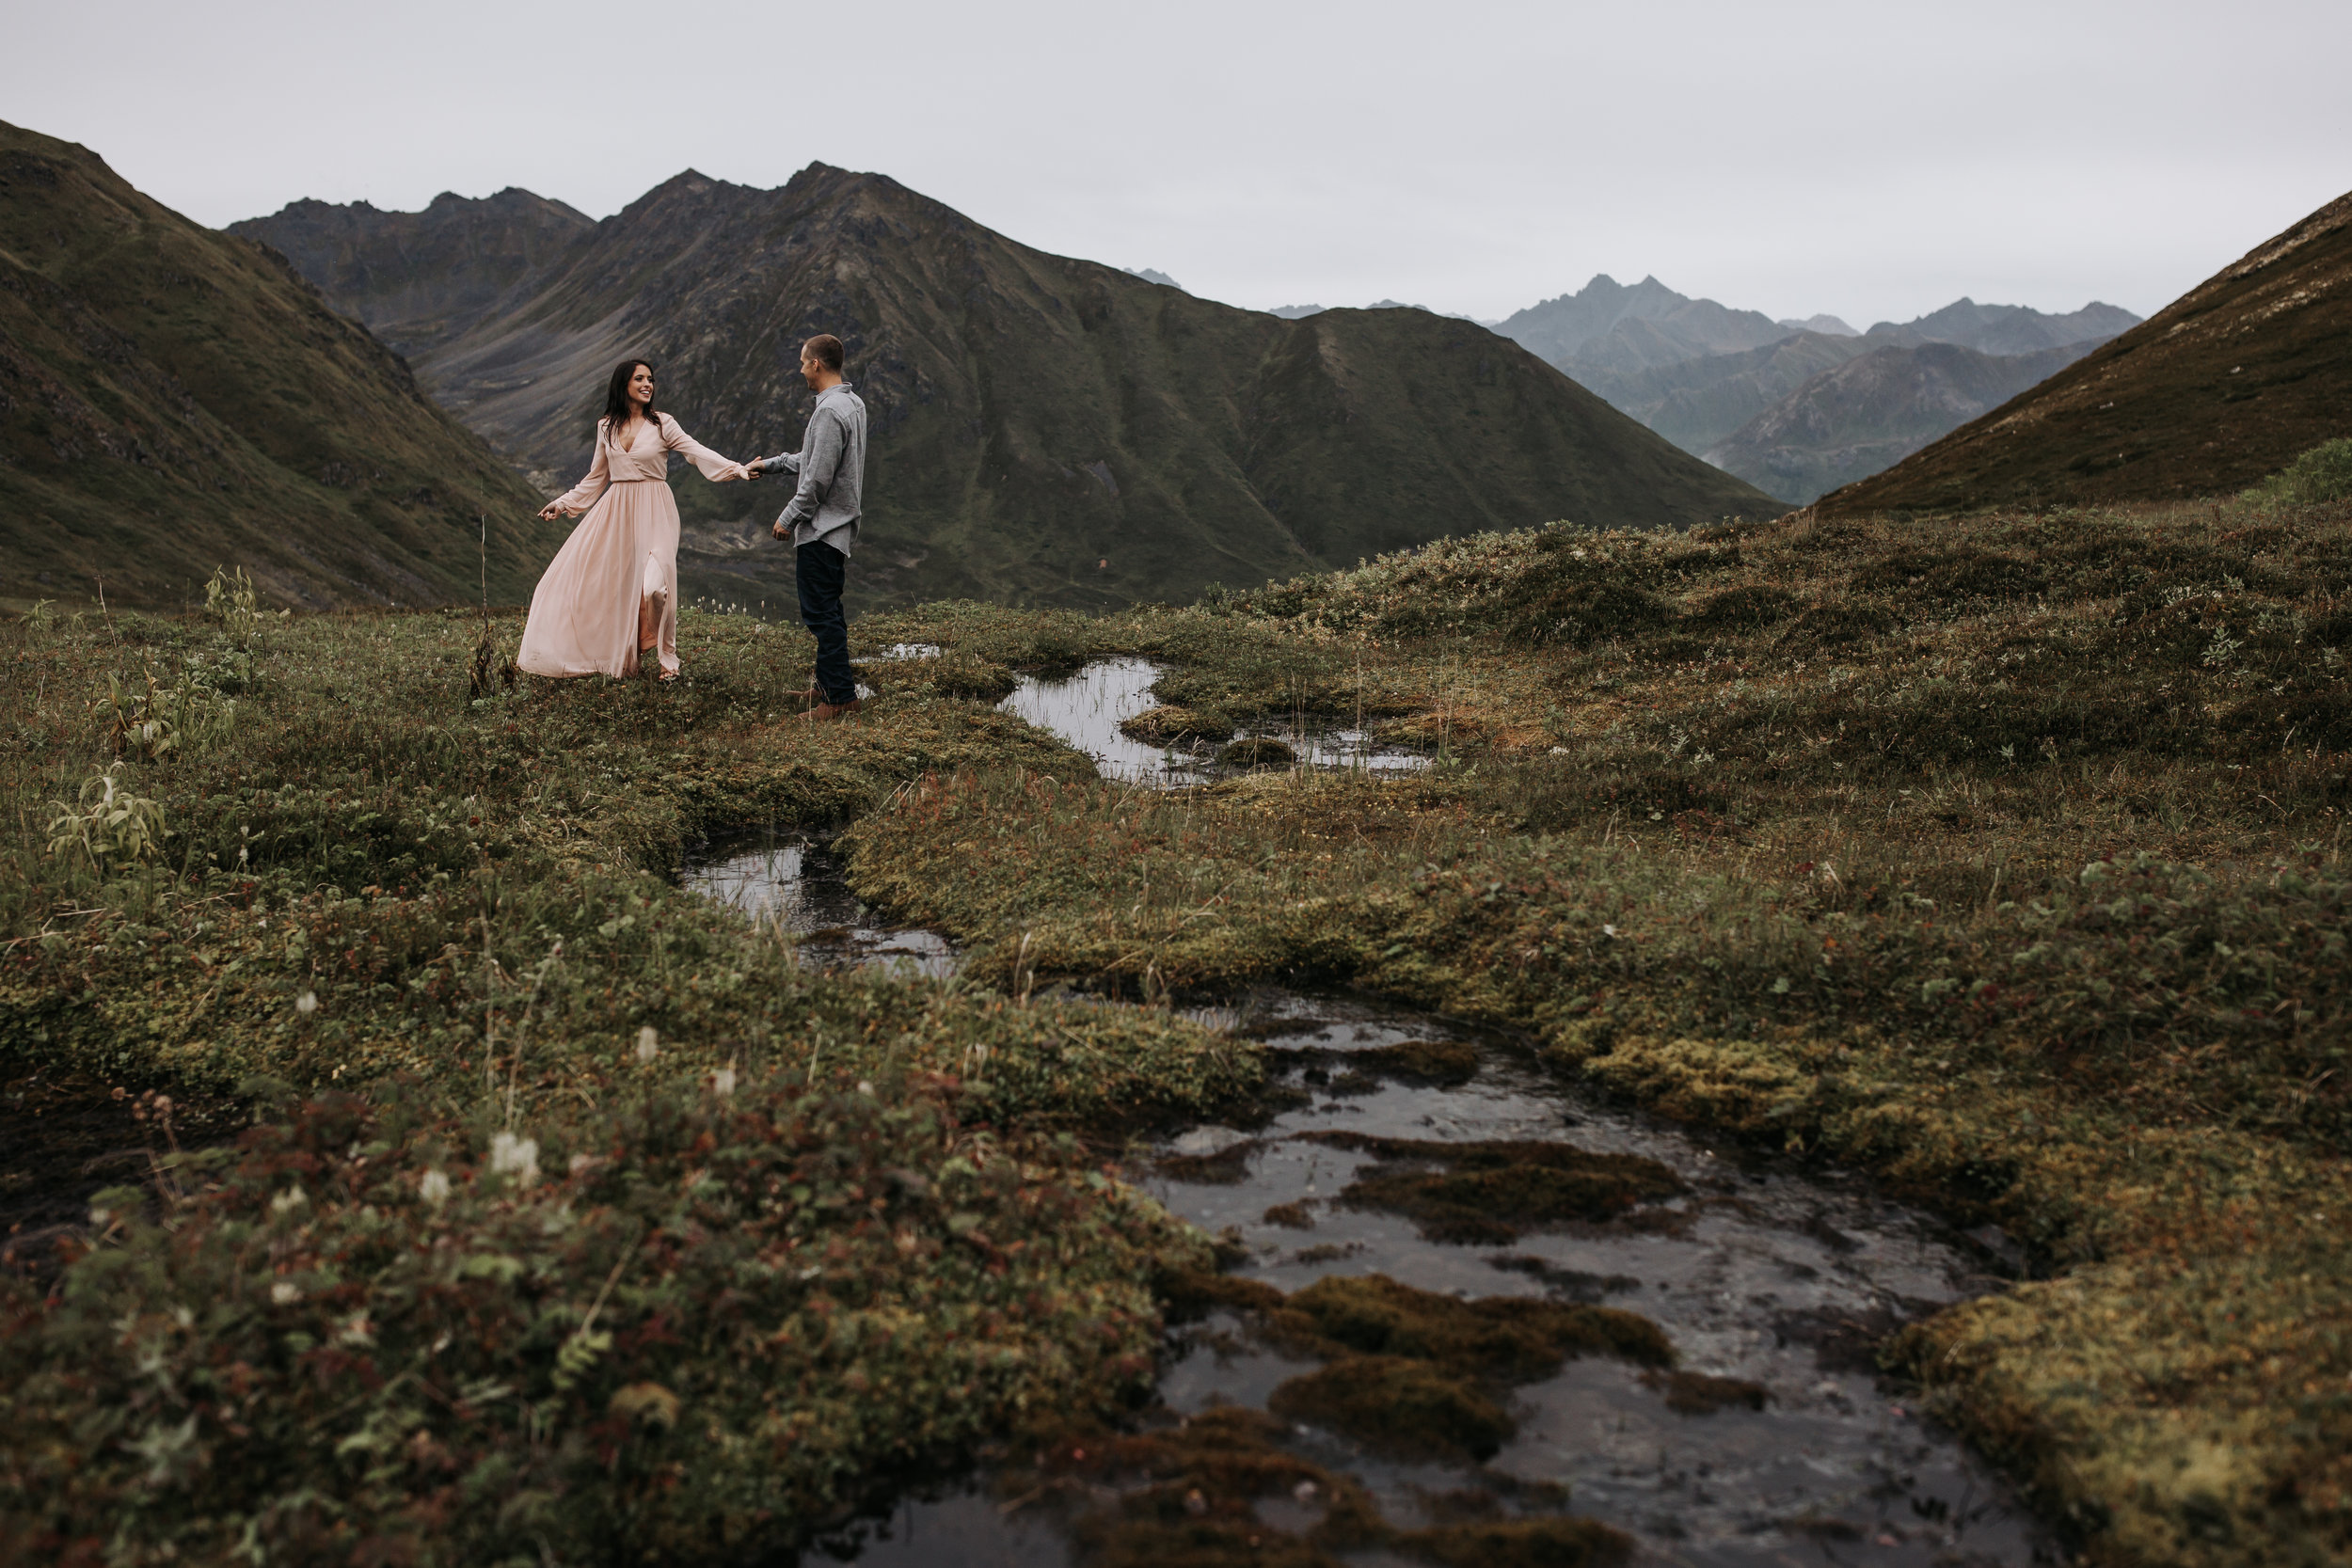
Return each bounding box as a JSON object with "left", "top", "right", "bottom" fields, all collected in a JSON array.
[
  {"left": 489, "top": 1131, "right": 540, "bottom": 1187},
  {"left": 635, "top": 1025, "right": 659, "bottom": 1062},
  {"left": 295, "top": 990, "right": 318, "bottom": 1016},
  {"left": 712, "top": 1065, "right": 738, "bottom": 1097},
  {"left": 270, "top": 1183, "right": 309, "bottom": 1215},
  {"left": 419, "top": 1169, "right": 452, "bottom": 1206},
  {"left": 857, "top": 1080, "right": 875, "bottom": 1097},
  {"left": 270, "top": 1281, "right": 301, "bottom": 1305}
]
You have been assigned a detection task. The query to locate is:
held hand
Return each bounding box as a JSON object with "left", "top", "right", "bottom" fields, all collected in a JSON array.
[
  {"left": 742, "top": 459, "right": 763, "bottom": 478},
  {"left": 538, "top": 501, "right": 565, "bottom": 521}
]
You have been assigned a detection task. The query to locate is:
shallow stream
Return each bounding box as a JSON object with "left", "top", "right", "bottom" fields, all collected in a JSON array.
[{"left": 679, "top": 660, "right": 2058, "bottom": 1566}]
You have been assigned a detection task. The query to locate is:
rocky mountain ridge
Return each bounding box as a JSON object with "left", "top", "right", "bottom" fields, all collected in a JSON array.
[
  {"left": 235, "top": 166, "right": 1774, "bottom": 612},
  {"left": 1486, "top": 274, "right": 2139, "bottom": 502}
]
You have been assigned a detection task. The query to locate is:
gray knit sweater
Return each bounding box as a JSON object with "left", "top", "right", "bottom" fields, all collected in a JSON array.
[{"left": 753, "top": 381, "right": 866, "bottom": 556}]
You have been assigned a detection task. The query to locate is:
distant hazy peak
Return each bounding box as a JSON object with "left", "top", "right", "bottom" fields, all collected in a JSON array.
[
  {"left": 1864, "top": 297, "right": 2143, "bottom": 354},
  {"left": 1266, "top": 303, "right": 1326, "bottom": 319},
  {"left": 1125, "top": 267, "right": 1183, "bottom": 290},
  {"left": 1777, "top": 313, "right": 1858, "bottom": 337},
  {"left": 1497, "top": 273, "right": 1787, "bottom": 378}
]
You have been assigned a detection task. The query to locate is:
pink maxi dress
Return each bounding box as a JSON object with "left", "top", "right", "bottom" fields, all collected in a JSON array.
[{"left": 516, "top": 413, "right": 746, "bottom": 678}]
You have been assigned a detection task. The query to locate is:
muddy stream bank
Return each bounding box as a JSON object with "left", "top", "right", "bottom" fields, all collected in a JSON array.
[{"left": 679, "top": 663, "right": 2060, "bottom": 1567}]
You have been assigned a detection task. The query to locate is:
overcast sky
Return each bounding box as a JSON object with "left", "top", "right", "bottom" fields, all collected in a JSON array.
[{"left": 8, "top": 0, "right": 2347, "bottom": 327}]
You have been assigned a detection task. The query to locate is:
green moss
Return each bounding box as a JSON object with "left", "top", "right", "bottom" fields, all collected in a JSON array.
[
  {"left": 1268, "top": 1274, "right": 1674, "bottom": 1376},
  {"left": 1158, "top": 1271, "right": 1288, "bottom": 1321},
  {"left": 1220, "top": 737, "right": 1296, "bottom": 770},
  {"left": 1122, "top": 705, "right": 1220, "bottom": 744},
  {"left": 1301, "top": 1135, "right": 1684, "bottom": 1243},
  {"left": 922, "top": 654, "right": 1021, "bottom": 703},
  {"left": 1269, "top": 1355, "right": 1515, "bottom": 1463},
  {"left": 1358, "top": 1038, "right": 1479, "bottom": 1084}
]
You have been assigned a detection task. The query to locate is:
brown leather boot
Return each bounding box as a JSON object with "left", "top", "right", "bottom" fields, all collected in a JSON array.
[{"left": 797, "top": 697, "right": 863, "bottom": 723}]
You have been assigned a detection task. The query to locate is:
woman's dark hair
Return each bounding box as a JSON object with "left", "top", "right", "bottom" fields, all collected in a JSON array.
[{"left": 601, "top": 359, "right": 659, "bottom": 433}]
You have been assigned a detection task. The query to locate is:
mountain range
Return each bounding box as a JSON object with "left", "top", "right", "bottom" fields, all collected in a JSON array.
[
  {"left": 1820, "top": 185, "right": 2352, "bottom": 515},
  {"left": 1488, "top": 276, "right": 2140, "bottom": 503},
  {"left": 0, "top": 120, "right": 557, "bottom": 611},
  {"left": 233, "top": 169, "right": 1772, "bottom": 612},
  {"left": 1703, "top": 339, "right": 2104, "bottom": 505}
]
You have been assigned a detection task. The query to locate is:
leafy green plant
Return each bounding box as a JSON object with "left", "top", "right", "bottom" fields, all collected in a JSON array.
[
  {"left": 90, "top": 667, "right": 237, "bottom": 762},
  {"left": 203, "top": 563, "right": 262, "bottom": 650},
  {"left": 2245, "top": 436, "right": 2352, "bottom": 507},
  {"left": 92, "top": 671, "right": 176, "bottom": 761},
  {"left": 45, "top": 762, "right": 167, "bottom": 875}
]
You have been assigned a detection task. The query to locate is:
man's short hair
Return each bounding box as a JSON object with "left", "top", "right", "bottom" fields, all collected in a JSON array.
[{"left": 803, "top": 334, "right": 845, "bottom": 372}]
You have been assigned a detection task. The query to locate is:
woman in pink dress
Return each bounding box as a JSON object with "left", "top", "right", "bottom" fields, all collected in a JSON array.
[{"left": 516, "top": 359, "right": 748, "bottom": 680}]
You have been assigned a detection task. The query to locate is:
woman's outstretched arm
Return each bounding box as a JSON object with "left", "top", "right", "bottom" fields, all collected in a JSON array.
[
  {"left": 540, "top": 423, "right": 614, "bottom": 519},
  {"left": 660, "top": 415, "right": 750, "bottom": 482}
]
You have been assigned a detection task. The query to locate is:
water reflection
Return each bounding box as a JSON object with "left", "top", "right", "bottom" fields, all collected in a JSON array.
[
  {"left": 681, "top": 829, "right": 956, "bottom": 978},
  {"left": 996, "top": 658, "right": 1432, "bottom": 788}
]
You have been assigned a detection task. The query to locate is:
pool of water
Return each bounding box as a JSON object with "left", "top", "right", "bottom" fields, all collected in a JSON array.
[
  {"left": 682, "top": 828, "right": 957, "bottom": 979},
  {"left": 996, "top": 658, "right": 1431, "bottom": 787}
]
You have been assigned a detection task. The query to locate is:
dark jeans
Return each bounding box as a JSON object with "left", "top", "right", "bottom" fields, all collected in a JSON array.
[{"left": 795, "top": 540, "right": 855, "bottom": 704}]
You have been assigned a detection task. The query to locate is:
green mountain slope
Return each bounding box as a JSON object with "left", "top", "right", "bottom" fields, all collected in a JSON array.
[
  {"left": 0, "top": 121, "right": 558, "bottom": 611},
  {"left": 1584, "top": 329, "right": 1877, "bottom": 454},
  {"left": 236, "top": 166, "right": 1776, "bottom": 611},
  {"left": 1706, "top": 338, "right": 2110, "bottom": 505},
  {"left": 1821, "top": 188, "right": 2352, "bottom": 515}
]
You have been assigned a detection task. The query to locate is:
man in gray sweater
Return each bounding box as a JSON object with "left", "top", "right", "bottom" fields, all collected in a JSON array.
[{"left": 747, "top": 333, "right": 868, "bottom": 721}]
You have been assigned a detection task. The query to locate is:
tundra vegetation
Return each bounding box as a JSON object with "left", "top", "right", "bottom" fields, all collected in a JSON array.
[{"left": 3, "top": 456, "right": 2350, "bottom": 1566}]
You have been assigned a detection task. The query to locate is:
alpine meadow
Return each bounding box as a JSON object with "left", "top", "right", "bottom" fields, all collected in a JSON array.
[{"left": 4, "top": 92, "right": 2352, "bottom": 1568}]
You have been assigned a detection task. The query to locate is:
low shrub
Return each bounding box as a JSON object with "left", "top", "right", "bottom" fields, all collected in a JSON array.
[
  {"left": 0, "top": 1073, "right": 1199, "bottom": 1566},
  {"left": 2245, "top": 436, "right": 2352, "bottom": 508}
]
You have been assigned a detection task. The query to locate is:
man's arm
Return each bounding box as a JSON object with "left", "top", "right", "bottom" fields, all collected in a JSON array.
[{"left": 746, "top": 451, "right": 802, "bottom": 479}]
